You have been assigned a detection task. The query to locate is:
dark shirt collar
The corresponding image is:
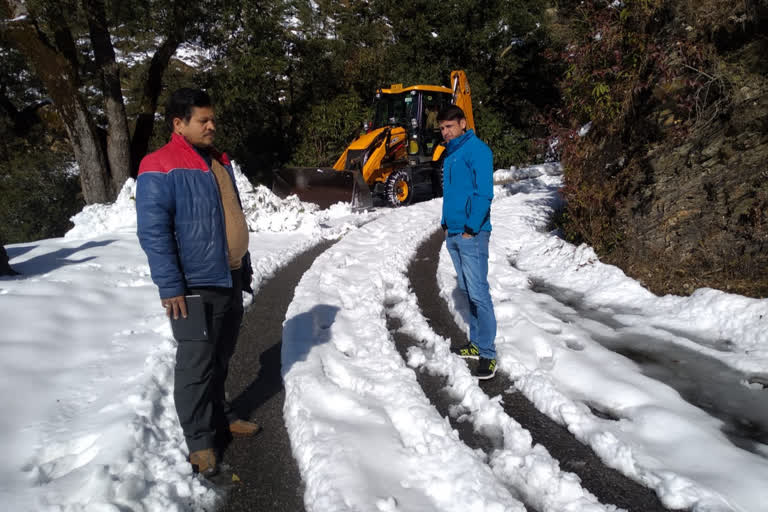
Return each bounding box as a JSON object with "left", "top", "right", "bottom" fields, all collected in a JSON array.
[{"left": 193, "top": 145, "right": 212, "bottom": 168}]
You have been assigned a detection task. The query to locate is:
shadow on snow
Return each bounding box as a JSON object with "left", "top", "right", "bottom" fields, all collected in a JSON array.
[{"left": 529, "top": 278, "right": 768, "bottom": 458}]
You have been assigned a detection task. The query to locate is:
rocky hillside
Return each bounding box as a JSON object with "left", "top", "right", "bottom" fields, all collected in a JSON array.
[{"left": 553, "top": 0, "right": 768, "bottom": 297}]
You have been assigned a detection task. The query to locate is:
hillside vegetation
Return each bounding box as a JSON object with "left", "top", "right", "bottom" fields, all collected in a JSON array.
[{"left": 551, "top": 0, "right": 768, "bottom": 297}]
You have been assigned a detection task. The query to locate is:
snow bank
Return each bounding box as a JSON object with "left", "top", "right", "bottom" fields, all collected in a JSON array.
[{"left": 65, "top": 163, "right": 357, "bottom": 240}]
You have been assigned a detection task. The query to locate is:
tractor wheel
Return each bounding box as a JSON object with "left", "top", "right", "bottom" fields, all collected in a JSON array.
[
  {"left": 431, "top": 166, "right": 444, "bottom": 198},
  {"left": 385, "top": 169, "right": 414, "bottom": 207}
]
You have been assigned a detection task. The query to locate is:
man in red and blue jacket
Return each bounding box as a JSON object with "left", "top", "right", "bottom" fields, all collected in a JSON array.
[
  {"left": 438, "top": 105, "right": 498, "bottom": 380},
  {"left": 136, "top": 88, "right": 258, "bottom": 478}
]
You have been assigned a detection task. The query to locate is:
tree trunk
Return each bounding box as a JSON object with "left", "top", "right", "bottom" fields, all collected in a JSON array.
[
  {"left": 130, "top": 35, "right": 183, "bottom": 175},
  {"left": 83, "top": 0, "right": 132, "bottom": 196},
  {"left": 2, "top": 0, "right": 112, "bottom": 204},
  {"left": 39, "top": 0, "right": 81, "bottom": 74},
  {"left": 0, "top": 239, "right": 18, "bottom": 276},
  {"left": 130, "top": 0, "right": 190, "bottom": 174}
]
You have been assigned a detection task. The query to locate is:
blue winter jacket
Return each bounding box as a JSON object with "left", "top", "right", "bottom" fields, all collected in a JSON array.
[
  {"left": 136, "top": 134, "right": 244, "bottom": 299},
  {"left": 440, "top": 129, "right": 493, "bottom": 235}
]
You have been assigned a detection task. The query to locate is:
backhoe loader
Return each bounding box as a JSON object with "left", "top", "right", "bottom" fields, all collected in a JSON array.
[{"left": 272, "top": 70, "right": 475, "bottom": 208}]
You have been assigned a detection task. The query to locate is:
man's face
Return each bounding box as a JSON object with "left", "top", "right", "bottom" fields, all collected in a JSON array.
[
  {"left": 174, "top": 106, "right": 216, "bottom": 148},
  {"left": 439, "top": 118, "right": 467, "bottom": 142}
]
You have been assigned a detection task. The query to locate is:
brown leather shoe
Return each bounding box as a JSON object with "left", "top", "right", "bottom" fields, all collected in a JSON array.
[
  {"left": 229, "top": 419, "right": 261, "bottom": 437},
  {"left": 189, "top": 448, "right": 218, "bottom": 477}
]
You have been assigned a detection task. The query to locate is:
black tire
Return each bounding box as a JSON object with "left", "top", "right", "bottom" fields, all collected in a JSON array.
[{"left": 385, "top": 169, "right": 414, "bottom": 207}]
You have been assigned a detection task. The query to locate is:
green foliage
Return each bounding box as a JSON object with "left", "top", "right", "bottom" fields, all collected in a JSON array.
[
  {"left": 0, "top": 37, "right": 82, "bottom": 242},
  {"left": 549, "top": 0, "right": 741, "bottom": 256},
  {"left": 200, "top": 0, "right": 292, "bottom": 184},
  {"left": 0, "top": 118, "right": 83, "bottom": 243},
  {"left": 290, "top": 93, "right": 370, "bottom": 167},
  {"left": 474, "top": 103, "right": 531, "bottom": 169}
]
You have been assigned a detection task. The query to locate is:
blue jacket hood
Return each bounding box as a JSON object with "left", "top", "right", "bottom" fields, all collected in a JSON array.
[{"left": 445, "top": 129, "right": 475, "bottom": 156}]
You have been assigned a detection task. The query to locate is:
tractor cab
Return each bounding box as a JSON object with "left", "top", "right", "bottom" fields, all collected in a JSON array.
[{"left": 372, "top": 85, "right": 454, "bottom": 165}]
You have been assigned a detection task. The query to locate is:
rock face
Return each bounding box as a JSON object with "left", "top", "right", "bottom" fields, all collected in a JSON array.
[
  {"left": 609, "top": 71, "right": 768, "bottom": 296},
  {"left": 1, "top": 243, "right": 17, "bottom": 276},
  {"left": 561, "top": 2, "right": 768, "bottom": 298}
]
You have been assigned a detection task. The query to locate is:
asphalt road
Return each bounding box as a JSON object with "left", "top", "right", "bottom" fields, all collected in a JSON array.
[{"left": 218, "top": 241, "right": 333, "bottom": 512}]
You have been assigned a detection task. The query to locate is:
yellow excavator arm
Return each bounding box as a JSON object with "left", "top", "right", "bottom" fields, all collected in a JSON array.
[
  {"left": 450, "top": 70, "right": 475, "bottom": 132},
  {"left": 430, "top": 70, "right": 474, "bottom": 163}
]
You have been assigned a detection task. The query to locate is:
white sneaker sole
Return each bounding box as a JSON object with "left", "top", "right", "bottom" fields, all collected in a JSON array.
[{"left": 476, "top": 369, "right": 496, "bottom": 380}]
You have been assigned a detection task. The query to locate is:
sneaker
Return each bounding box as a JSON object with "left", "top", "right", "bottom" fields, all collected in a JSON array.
[
  {"left": 229, "top": 419, "right": 261, "bottom": 437},
  {"left": 475, "top": 357, "right": 497, "bottom": 380},
  {"left": 189, "top": 448, "right": 218, "bottom": 477},
  {"left": 452, "top": 342, "right": 480, "bottom": 359}
]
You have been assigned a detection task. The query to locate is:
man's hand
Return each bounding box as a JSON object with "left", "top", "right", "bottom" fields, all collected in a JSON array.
[
  {"left": 162, "top": 295, "right": 188, "bottom": 319},
  {"left": 462, "top": 233, "right": 474, "bottom": 239}
]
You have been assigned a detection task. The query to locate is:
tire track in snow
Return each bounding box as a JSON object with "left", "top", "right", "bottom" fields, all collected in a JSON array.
[
  {"left": 281, "top": 201, "right": 526, "bottom": 512},
  {"left": 388, "top": 229, "right": 670, "bottom": 512}
]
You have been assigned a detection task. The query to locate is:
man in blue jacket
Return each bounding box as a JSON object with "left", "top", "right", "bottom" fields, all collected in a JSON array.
[
  {"left": 438, "top": 105, "right": 497, "bottom": 380},
  {"left": 136, "top": 88, "right": 258, "bottom": 478}
]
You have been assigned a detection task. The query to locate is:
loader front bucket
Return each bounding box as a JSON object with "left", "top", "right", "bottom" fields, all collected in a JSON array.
[{"left": 272, "top": 167, "right": 373, "bottom": 210}]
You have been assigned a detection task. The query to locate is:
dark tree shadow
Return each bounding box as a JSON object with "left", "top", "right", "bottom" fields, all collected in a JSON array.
[
  {"left": 5, "top": 244, "right": 37, "bottom": 260},
  {"left": 230, "top": 304, "right": 340, "bottom": 420},
  {"left": 5, "top": 240, "right": 117, "bottom": 276},
  {"left": 530, "top": 279, "right": 768, "bottom": 457},
  {"left": 231, "top": 342, "right": 283, "bottom": 420}
]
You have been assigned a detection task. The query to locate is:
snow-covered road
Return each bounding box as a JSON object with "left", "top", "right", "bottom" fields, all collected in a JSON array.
[{"left": 2, "top": 164, "right": 768, "bottom": 511}]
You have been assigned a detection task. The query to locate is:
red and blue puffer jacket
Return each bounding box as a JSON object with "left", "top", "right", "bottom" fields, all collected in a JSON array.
[{"left": 136, "top": 133, "right": 243, "bottom": 299}]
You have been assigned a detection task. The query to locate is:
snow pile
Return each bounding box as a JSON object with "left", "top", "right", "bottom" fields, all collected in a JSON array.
[
  {"left": 493, "top": 162, "right": 562, "bottom": 185},
  {"left": 65, "top": 178, "right": 138, "bottom": 239},
  {"left": 65, "top": 163, "right": 361, "bottom": 240},
  {"left": 1, "top": 232, "right": 220, "bottom": 511},
  {"left": 234, "top": 169, "right": 323, "bottom": 232},
  {"left": 233, "top": 166, "right": 365, "bottom": 236},
  {"left": 437, "top": 173, "right": 768, "bottom": 511},
  {"left": 281, "top": 167, "right": 768, "bottom": 512}
]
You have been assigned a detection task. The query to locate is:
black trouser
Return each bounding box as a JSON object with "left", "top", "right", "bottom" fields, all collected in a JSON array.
[{"left": 174, "top": 270, "right": 243, "bottom": 453}]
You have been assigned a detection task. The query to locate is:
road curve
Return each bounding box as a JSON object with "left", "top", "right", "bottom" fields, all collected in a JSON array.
[
  {"left": 215, "top": 226, "right": 671, "bottom": 511},
  {"left": 401, "top": 229, "right": 671, "bottom": 512}
]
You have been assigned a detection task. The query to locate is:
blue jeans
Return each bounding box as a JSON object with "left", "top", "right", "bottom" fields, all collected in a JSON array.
[{"left": 446, "top": 231, "right": 497, "bottom": 359}]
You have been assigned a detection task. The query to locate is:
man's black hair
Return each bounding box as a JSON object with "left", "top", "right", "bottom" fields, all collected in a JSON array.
[
  {"left": 437, "top": 104, "right": 466, "bottom": 123},
  {"left": 165, "top": 88, "right": 212, "bottom": 131}
]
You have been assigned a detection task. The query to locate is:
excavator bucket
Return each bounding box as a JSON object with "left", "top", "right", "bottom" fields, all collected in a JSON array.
[{"left": 272, "top": 167, "right": 373, "bottom": 210}]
